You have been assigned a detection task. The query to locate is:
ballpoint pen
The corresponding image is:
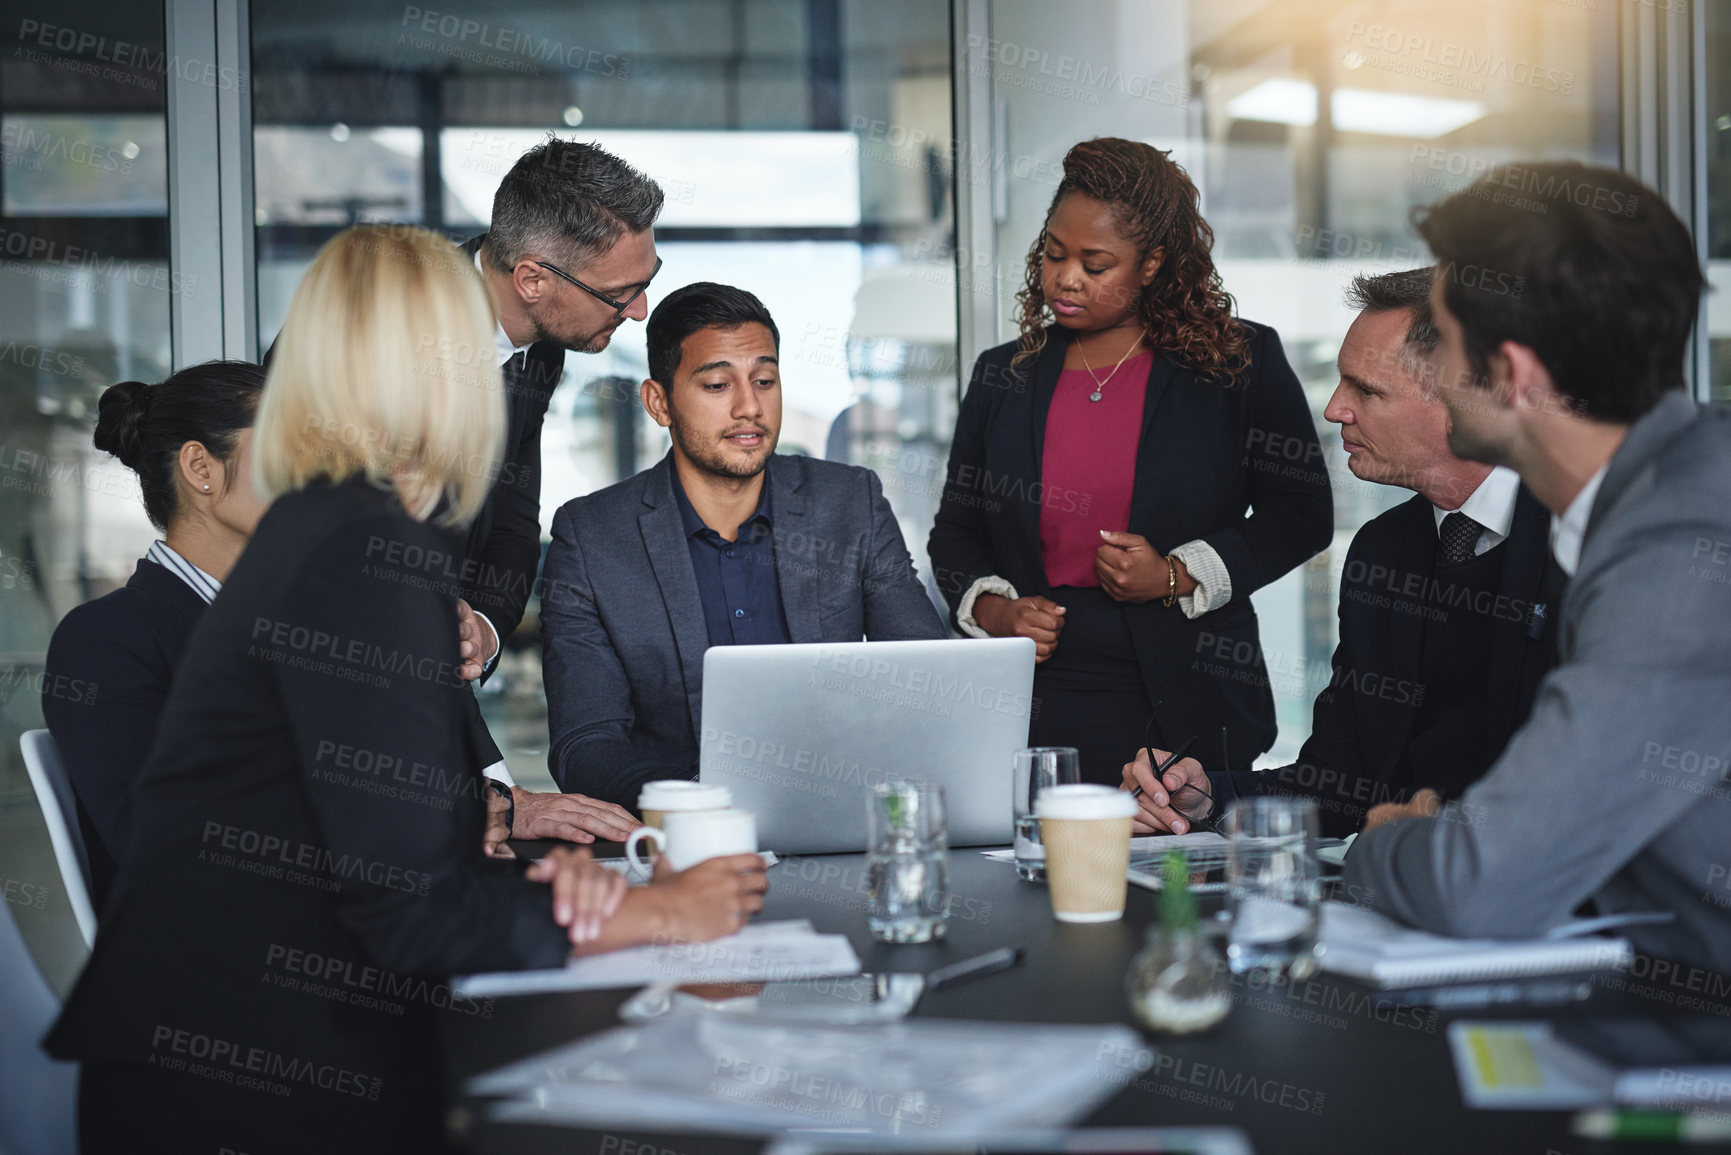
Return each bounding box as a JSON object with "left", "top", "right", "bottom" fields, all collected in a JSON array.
[
  {"left": 1129, "top": 735, "right": 1197, "bottom": 801},
  {"left": 925, "top": 947, "right": 1025, "bottom": 990}
]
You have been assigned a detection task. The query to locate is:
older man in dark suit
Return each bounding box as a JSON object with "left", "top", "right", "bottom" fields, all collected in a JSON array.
[
  {"left": 1127, "top": 267, "right": 1565, "bottom": 838},
  {"left": 451, "top": 139, "right": 664, "bottom": 842},
  {"left": 542, "top": 283, "right": 947, "bottom": 807},
  {"left": 1340, "top": 164, "right": 1731, "bottom": 970}
]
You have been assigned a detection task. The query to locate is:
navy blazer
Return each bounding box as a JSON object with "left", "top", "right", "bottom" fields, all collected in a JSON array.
[
  {"left": 1217, "top": 485, "right": 1566, "bottom": 837},
  {"left": 47, "top": 480, "right": 570, "bottom": 1146},
  {"left": 928, "top": 322, "right": 1333, "bottom": 768},
  {"left": 42, "top": 557, "right": 206, "bottom": 908},
  {"left": 541, "top": 453, "right": 948, "bottom": 807}
]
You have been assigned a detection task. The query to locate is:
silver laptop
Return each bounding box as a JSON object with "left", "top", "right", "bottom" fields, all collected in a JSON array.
[{"left": 699, "top": 638, "right": 1036, "bottom": 853}]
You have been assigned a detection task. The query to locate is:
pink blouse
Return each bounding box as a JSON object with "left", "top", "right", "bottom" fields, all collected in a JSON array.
[{"left": 1039, "top": 351, "right": 1152, "bottom": 587}]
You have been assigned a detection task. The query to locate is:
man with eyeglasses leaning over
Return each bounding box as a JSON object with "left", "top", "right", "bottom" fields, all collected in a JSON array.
[{"left": 453, "top": 138, "right": 665, "bottom": 843}]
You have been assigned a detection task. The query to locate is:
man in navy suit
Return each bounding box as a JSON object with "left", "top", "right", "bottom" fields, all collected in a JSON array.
[
  {"left": 1128, "top": 267, "right": 1564, "bottom": 837},
  {"left": 540, "top": 283, "right": 947, "bottom": 807}
]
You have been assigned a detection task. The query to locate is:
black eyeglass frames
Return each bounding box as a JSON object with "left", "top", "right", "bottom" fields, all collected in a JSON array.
[{"left": 533, "top": 254, "right": 663, "bottom": 319}]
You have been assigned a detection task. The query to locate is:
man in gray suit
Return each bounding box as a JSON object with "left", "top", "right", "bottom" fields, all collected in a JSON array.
[
  {"left": 1344, "top": 162, "right": 1730, "bottom": 971},
  {"left": 541, "top": 282, "right": 948, "bottom": 807}
]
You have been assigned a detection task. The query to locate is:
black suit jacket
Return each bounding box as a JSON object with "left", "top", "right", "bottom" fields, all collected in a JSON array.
[
  {"left": 1218, "top": 485, "right": 1566, "bottom": 836},
  {"left": 42, "top": 557, "right": 206, "bottom": 908},
  {"left": 456, "top": 233, "right": 566, "bottom": 645},
  {"left": 927, "top": 322, "right": 1333, "bottom": 768},
  {"left": 47, "top": 480, "right": 570, "bottom": 1137},
  {"left": 541, "top": 453, "right": 948, "bottom": 806}
]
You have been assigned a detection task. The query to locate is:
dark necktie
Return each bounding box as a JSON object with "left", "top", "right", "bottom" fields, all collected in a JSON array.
[{"left": 1438, "top": 511, "right": 1483, "bottom": 565}]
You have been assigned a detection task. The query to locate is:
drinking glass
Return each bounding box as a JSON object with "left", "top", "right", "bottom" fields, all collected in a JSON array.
[
  {"left": 1222, "top": 797, "right": 1321, "bottom": 979},
  {"left": 1012, "top": 747, "right": 1080, "bottom": 880},
  {"left": 865, "top": 778, "right": 949, "bottom": 943}
]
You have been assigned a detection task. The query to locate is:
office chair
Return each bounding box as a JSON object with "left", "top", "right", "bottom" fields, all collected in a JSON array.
[
  {"left": 20, "top": 731, "right": 97, "bottom": 949},
  {"left": 0, "top": 893, "right": 78, "bottom": 1155}
]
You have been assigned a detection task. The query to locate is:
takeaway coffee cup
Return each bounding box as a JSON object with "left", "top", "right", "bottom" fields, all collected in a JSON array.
[
  {"left": 1036, "top": 784, "right": 1138, "bottom": 923},
  {"left": 625, "top": 808, "right": 757, "bottom": 873},
  {"left": 637, "top": 781, "right": 733, "bottom": 831}
]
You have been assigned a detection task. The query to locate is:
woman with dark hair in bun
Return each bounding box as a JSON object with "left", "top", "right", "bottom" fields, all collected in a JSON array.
[
  {"left": 929, "top": 137, "right": 1333, "bottom": 795},
  {"left": 42, "top": 361, "right": 267, "bottom": 906}
]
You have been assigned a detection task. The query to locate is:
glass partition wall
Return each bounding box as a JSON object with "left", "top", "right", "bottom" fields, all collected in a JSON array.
[
  {"left": 975, "top": 0, "right": 1619, "bottom": 764},
  {"left": 249, "top": 0, "right": 958, "bottom": 784}
]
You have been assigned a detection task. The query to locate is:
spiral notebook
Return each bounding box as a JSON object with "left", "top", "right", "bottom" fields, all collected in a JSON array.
[{"left": 1317, "top": 901, "right": 1635, "bottom": 989}]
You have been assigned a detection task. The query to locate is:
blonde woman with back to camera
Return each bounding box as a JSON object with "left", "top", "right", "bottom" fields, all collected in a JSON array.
[{"left": 46, "top": 225, "right": 767, "bottom": 1154}]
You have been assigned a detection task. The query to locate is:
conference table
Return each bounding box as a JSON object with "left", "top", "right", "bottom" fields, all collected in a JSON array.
[{"left": 443, "top": 845, "right": 1730, "bottom": 1155}]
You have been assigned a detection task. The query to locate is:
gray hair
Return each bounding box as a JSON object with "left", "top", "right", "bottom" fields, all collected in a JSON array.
[
  {"left": 485, "top": 138, "right": 664, "bottom": 274},
  {"left": 1344, "top": 267, "right": 1439, "bottom": 356}
]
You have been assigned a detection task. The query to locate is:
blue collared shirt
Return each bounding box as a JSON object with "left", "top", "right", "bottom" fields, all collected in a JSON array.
[{"left": 670, "top": 463, "right": 792, "bottom": 648}]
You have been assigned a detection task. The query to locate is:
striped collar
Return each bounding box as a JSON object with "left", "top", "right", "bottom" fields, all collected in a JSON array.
[{"left": 146, "top": 541, "right": 221, "bottom": 605}]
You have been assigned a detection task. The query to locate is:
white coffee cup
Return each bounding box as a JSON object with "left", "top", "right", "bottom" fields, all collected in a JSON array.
[
  {"left": 1036, "top": 785, "right": 1138, "bottom": 923},
  {"left": 626, "top": 807, "right": 757, "bottom": 873},
  {"left": 637, "top": 781, "right": 733, "bottom": 831}
]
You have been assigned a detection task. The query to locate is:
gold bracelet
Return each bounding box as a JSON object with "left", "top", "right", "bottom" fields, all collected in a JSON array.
[{"left": 1163, "top": 555, "right": 1178, "bottom": 607}]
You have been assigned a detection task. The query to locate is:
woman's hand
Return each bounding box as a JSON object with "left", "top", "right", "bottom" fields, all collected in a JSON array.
[
  {"left": 1120, "top": 747, "right": 1213, "bottom": 834},
  {"left": 527, "top": 847, "right": 628, "bottom": 945},
  {"left": 645, "top": 853, "right": 770, "bottom": 942},
  {"left": 1095, "top": 532, "right": 1195, "bottom": 604},
  {"left": 974, "top": 593, "right": 1066, "bottom": 662}
]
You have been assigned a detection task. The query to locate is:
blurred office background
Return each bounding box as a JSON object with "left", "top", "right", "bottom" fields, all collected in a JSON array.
[{"left": 1, "top": 0, "right": 1725, "bottom": 982}]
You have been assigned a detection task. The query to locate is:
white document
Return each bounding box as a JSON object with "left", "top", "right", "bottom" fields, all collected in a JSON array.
[
  {"left": 453, "top": 920, "right": 860, "bottom": 998},
  {"left": 474, "top": 1015, "right": 1152, "bottom": 1138},
  {"left": 1319, "top": 902, "right": 1632, "bottom": 988}
]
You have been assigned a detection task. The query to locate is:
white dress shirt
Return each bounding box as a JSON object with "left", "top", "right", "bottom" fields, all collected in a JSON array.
[
  {"left": 1430, "top": 465, "right": 1522, "bottom": 556},
  {"left": 147, "top": 540, "right": 221, "bottom": 604},
  {"left": 1550, "top": 464, "right": 1609, "bottom": 578}
]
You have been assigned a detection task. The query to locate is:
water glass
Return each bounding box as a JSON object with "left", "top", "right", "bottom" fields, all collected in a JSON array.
[
  {"left": 865, "top": 778, "right": 949, "bottom": 944},
  {"left": 1012, "top": 747, "right": 1080, "bottom": 880},
  {"left": 1222, "top": 797, "right": 1321, "bottom": 979}
]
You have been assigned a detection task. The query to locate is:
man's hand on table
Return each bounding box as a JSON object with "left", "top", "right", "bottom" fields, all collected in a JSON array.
[
  {"left": 1363, "top": 788, "right": 1440, "bottom": 833},
  {"left": 527, "top": 847, "right": 627, "bottom": 945},
  {"left": 1120, "top": 747, "right": 1213, "bottom": 835},
  {"left": 512, "top": 788, "right": 640, "bottom": 843}
]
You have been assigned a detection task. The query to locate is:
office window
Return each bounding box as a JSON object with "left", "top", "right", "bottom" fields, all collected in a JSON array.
[
  {"left": 0, "top": 4, "right": 172, "bottom": 742},
  {"left": 1707, "top": 1, "right": 1730, "bottom": 403},
  {"left": 250, "top": 0, "right": 956, "bottom": 782},
  {"left": 981, "top": 0, "right": 1618, "bottom": 763}
]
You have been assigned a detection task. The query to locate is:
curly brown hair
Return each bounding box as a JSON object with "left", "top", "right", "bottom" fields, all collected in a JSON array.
[{"left": 1013, "top": 138, "right": 1248, "bottom": 382}]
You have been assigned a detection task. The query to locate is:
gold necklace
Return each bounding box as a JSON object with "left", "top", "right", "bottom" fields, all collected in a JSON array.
[{"left": 1076, "top": 330, "right": 1146, "bottom": 402}]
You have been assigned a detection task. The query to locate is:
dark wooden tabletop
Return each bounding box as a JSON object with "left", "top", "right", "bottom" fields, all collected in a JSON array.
[{"left": 444, "top": 845, "right": 1730, "bottom": 1155}]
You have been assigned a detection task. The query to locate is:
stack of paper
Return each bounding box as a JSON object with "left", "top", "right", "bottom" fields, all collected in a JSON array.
[
  {"left": 453, "top": 920, "right": 860, "bottom": 998},
  {"left": 1318, "top": 902, "right": 1632, "bottom": 988},
  {"left": 1449, "top": 1018, "right": 1731, "bottom": 1110},
  {"left": 473, "top": 1014, "right": 1151, "bottom": 1137}
]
